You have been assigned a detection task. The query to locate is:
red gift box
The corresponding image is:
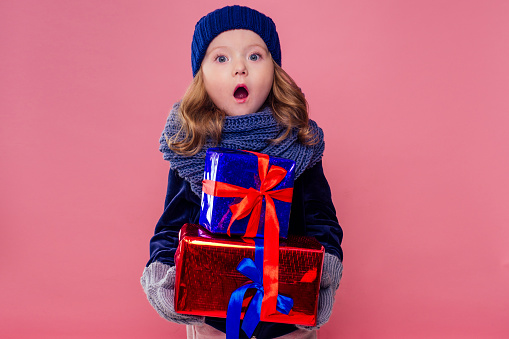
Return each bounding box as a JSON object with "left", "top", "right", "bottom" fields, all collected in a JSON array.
[{"left": 174, "top": 223, "right": 324, "bottom": 326}]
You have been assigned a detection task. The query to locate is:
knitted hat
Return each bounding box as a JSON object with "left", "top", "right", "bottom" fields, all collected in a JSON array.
[{"left": 191, "top": 5, "right": 281, "bottom": 77}]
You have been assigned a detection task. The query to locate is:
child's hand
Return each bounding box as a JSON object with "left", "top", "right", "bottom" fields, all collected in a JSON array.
[
  {"left": 296, "top": 253, "right": 343, "bottom": 330},
  {"left": 141, "top": 261, "right": 205, "bottom": 325}
]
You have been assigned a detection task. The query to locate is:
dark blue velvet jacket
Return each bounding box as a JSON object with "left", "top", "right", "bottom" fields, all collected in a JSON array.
[{"left": 147, "top": 160, "right": 343, "bottom": 338}]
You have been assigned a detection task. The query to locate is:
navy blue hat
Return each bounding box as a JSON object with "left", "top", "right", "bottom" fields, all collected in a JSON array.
[{"left": 191, "top": 5, "right": 281, "bottom": 77}]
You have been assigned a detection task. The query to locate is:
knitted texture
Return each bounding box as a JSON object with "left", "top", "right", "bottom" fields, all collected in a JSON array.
[
  {"left": 159, "top": 102, "right": 325, "bottom": 197},
  {"left": 191, "top": 5, "right": 281, "bottom": 76},
  {"left": 297, "top": 253, "right": 343, "bottom": 330},
  {"left": 140, "top": 261, "right": 205, "bottom": 325}
]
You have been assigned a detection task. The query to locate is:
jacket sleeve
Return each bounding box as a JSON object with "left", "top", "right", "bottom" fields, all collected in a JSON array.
[
  {"left": 300, "top": 161, "right": 344, "bottom": 261},
  {"left": 146, "top": 168, "right": 201, "bottom": 267}
]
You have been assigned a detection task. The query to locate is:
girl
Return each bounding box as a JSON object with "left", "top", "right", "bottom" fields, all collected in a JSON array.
[{"left": 141, "top": 6, "right": 343, "bottom": 339}]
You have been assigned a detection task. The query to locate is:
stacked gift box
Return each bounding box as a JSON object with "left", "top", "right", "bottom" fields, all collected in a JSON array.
[{"left": 174, "top": 147, "right": 325, "bottom": 336}]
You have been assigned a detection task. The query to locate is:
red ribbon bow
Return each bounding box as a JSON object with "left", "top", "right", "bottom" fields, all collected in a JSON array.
[{"left": 202, "top": 151, "right": 293, "bottom": 316}]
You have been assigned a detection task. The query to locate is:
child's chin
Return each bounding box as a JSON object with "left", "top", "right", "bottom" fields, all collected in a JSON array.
[{"left": 225, "top": 107, "right": 256, "bottom": 117}]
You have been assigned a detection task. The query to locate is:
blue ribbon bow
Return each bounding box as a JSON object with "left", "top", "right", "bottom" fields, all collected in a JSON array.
[{"left": 226, "top": 239, "right": 294, "bottom": 339}]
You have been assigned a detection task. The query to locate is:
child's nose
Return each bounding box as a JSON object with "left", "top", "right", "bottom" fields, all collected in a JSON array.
[{"left": 233, "top": 60, "right": 247, "bottom": 76}]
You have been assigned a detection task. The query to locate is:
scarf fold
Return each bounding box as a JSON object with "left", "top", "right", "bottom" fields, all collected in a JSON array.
[{"left": 159, "top": 102, "right": 325, "bottom": 197}]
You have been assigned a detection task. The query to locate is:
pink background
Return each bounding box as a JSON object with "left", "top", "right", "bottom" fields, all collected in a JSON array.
[{"left": 1, "top": 0, "right": 508, "bottom": 338}]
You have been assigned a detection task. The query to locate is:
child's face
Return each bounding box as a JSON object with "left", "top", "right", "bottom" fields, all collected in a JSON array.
[{"left": 201, "top": 29, "right": 274, "bottom": 116}]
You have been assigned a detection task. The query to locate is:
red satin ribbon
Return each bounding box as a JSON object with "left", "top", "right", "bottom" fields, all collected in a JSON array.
[{"left": 202, "top": 151, "right": 293, "bottom": 316}]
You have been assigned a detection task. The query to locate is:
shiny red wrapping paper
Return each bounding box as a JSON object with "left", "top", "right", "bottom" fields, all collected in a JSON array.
[{"left": 174, "top": 223, "right": 324, "bottom": 326}]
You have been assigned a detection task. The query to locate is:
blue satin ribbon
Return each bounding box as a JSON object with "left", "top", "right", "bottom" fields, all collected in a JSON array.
[{"left": 226, "top": 239, "right": 294, "bottom": 339}]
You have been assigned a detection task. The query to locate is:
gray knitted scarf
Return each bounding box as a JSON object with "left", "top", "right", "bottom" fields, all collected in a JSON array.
[{"left": 159, "top": 102, "right": 325, "bottom": 197}]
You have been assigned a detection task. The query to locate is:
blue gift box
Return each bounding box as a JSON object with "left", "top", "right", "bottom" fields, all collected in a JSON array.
[{"left": 200, "top": 147, "right": 295, "bottom": 238}]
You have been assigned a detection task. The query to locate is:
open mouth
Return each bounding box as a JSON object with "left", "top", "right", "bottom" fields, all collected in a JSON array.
[{"left": 233, "top": 85, "right": 249, "bottom": 101}]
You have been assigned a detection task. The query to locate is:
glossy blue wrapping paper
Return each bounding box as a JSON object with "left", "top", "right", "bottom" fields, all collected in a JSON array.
[{"left": 200, "top": 147, "right": 295, "bottom": 238}]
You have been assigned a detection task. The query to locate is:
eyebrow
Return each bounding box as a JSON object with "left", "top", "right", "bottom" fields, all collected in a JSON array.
[{"left": 207, "top": 44, "right": 268, "bottom": 53}]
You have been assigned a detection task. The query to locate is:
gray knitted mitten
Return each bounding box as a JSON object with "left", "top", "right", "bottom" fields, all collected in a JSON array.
[
  {"left": 296, "top": 253, "right": 343, "bottom": 330},
  {"left": 140, "top": 261, "right": 205, "bottom": 325}
]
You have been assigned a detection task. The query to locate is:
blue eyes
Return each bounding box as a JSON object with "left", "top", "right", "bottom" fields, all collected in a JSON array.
[{"left": 214, "top": 54, "right": 261, "bottom": 63}]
